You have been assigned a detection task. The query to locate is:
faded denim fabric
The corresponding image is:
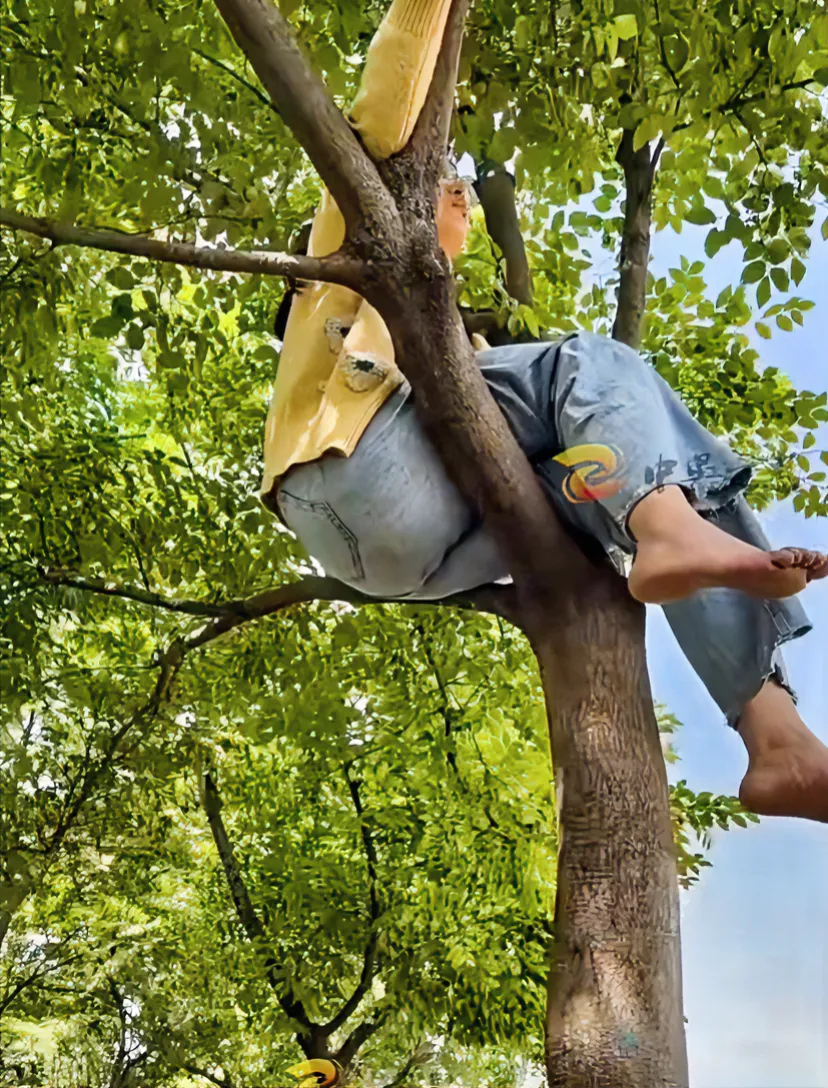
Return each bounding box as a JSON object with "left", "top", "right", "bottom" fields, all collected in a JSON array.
[{"left": 276, "top": 332, "right": 812, "bottom": 725}]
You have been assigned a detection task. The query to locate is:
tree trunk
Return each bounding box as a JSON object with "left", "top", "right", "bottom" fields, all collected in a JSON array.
[
  {"left": 370, "top": 225, "right": 688, "bottom": 1083},
  {"left": 536, "top": 577, "right": 687, "bottom": 1086},
  {"left": 538, "top": 130, "right": 686, "bottom": 1086}
]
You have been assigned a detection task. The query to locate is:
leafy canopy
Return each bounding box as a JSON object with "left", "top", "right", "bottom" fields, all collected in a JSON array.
[{"left": 1, "top": 0, "right": 825, "bottom": 1081}]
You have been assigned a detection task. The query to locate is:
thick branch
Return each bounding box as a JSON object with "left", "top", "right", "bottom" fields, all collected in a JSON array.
[
  {"left": 612, "top": 129, "right": 658, "bottom": 349},
  {"left": 0, "top": 209, "right": 364, "bottom": 289},
  {"left": 212, "top": 0, "right": 398, "bottom": 238},
  {"left": 474, "top": 162, "right": 533, "bottom": 306},
  {"left": 200, "top": 770, "right": 313, "bottom": 1028},
  {"left": 406, "top": 0, "right": 470, "bottom": 185}
]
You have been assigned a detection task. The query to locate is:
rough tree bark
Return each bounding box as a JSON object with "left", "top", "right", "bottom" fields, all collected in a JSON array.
[{"left": 1, "top": 0, "right": 688, "bottom": 1081}]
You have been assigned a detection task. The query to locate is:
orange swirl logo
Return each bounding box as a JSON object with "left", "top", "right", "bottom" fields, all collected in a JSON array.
[
  {"left": 287, "top": 1060, "right": 342, "bottom": 1087},
  {"left": 552, "top": 443, "right": 625, "bottom": 503}
]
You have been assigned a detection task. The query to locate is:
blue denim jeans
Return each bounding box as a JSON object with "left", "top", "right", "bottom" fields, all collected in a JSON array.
[{"left": 276, "top": 333, "right": 812, "bottom": 725}]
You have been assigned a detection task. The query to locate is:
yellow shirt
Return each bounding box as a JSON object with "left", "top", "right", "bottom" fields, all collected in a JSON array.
[{"left": 260, "top": 0, "right": 456, "bottom": 509}]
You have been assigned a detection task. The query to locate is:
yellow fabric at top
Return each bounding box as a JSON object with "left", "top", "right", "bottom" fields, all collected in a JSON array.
[{"left": 260, "top": 0, "right": 454, "bottom": 507}]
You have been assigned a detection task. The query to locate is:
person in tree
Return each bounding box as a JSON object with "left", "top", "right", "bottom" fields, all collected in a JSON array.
[{"left": 260, "top": 0, "right": 828, "bottom": 823}]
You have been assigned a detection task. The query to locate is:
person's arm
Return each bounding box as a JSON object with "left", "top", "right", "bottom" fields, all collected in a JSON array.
[
  {"left": 347, "top": 0, "right": 454, "bottom": 159},
  {"left": 307, "top": 0, "right": 454, "bottom": 259}
]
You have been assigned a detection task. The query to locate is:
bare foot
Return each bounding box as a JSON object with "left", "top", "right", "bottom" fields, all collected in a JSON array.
[
  {"left": 627, "top": 486, "right": 827, "bottom": 604},
  {"left": 737, "top": 680, "right": 828, "bottom": 824},
  {"left": 739, "top": 742, "right": 828, "bottom": 822}
]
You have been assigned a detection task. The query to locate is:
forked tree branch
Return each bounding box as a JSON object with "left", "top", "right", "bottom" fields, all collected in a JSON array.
[
  {"left": 320, "top": 767, "right": 382, "bottom": 1035},
  {"left": 336, "top": 1011, "right": 389, "bottom": 1069},
  {"left": 0, "top": 209, "right": 365, "bottom": 289},
  {"left": 212, "top": 0, "right": 399, "bottom": 239},
  {"left": 406, "top": 0, "right": 470, "bottom": 187},
  {"left": 6, "top": 567, "right": 515, "bottom": 949},
  {"left": 200, "top": 770, "right": 313, "bottom": 1028}
]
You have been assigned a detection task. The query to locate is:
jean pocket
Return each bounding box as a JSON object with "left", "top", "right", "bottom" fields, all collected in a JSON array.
[{"left": 277, "top": 488, "right": 365, "bottom": 584}]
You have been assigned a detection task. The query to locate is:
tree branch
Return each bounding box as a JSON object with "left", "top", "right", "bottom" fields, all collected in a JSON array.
[
  {"left": 612, "top": 128, "right": 658, "bottom": 349},
  {"left": 182, "top": 1065, "right": 236, "bottom": 1088},
  {"left": 0, "top": 209, "right": 365, "bottom": 289},
  {"left": 381, "top": 1039, "right": 432, "bottom": 1088},
  {"left": 39, "top": 568, "right": 227, "bottom": 617},
  {"left": 320, "top": 767, "right": 381, "bottom": 1034},
  {"left": 200, "top": 770, "right": 313, "bottom": 1029},
  {"left": 406, "top": 0, "right": 470, "bottom": 186},
  {"left": 335, "top": 1011, "right": 388, "bottom": 1069},
  {"left": 3, "top": 571, "right": 515, "bottom": 950},
  {"left": 193, "top": 46, "right": 275, "bottom": 111},
  {"left": 211, "top": 0, "right": 398, "bottom": 238},
  {"left": 39, "top": 569, "right": 521, "bottom": 627},
  {"left": 45, "top": 636, "right": 187, "bottom": 861}
]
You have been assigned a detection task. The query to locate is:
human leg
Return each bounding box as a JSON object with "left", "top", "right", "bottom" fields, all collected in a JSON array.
[
  {"left": 657, "top": 495, "right": 813, "bottom": 726},
  {"left": 276, "top": 383, "right": 509, "bottom": 599},
  {"left": 627, "top": 485, "right": 825, "bottom": 603},
  {"left": 652, "top": 494, "right": 828, "bottom": 821},
  {"left": 736, "top": 679, "right": 828, "bottom": 822},
  {"left": 536, "top": 334, "right": 828, "bottom": 818},
  {"left": 543, "top": 331, "right": 826, "bottom": 601}
]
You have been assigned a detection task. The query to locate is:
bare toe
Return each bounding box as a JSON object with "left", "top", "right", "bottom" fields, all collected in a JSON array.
[{"left": 770, "top": 547, "right": 827, "bottom": 580}]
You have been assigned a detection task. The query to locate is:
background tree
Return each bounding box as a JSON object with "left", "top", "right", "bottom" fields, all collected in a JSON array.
[{"left": 2, "top": 0, "right": 826, "bottom": 1083}]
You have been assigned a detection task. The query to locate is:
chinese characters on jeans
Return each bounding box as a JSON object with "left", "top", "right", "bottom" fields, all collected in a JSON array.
[{"left": 644, "top": 452, "right": 719, "bottom": 491}]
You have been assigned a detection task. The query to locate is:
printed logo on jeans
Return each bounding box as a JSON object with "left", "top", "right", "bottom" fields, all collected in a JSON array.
[{"left": 553, "top": 443, "right": 625, "bottom": 503}]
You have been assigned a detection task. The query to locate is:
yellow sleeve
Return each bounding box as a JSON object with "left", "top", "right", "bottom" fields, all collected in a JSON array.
[
  {"left": 307, "top": 0, "right": 453, "bottom": 259},
  {"left": 348, "top": 0, "right": 455, "bottom": 160}
]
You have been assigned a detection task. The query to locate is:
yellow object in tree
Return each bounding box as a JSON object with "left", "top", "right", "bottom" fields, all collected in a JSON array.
[
  {"left": 261, "top": 0, "right": 455, "bottom": 510},
  {"left": 286, "top": 1058, "right": 342, "bottom": 1087}
]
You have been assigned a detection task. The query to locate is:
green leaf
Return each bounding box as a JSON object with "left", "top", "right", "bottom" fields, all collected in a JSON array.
[
  {"left": 769, "top": 267, "right": 788, "bottom": 293},
  {"left": 90, "top": 315, "right": 125, "bottom": 339},
  {"left": 705, "top": 229, "right": 727, "bottom": 257},
  {"left": 614, "top": 13, "right": 638, "bottom": 39},
  {"left": 776, "top": 314, "right": 793, "bottom": 331},
  {"left": 741, "top": 261, "right": 765, "bottom": 285},
  {"left": 766, "top": 238, "right": 790, "bottom": 265},
  {"left": 633, "top": 114, "right": 663, "bottom": 152},
  {"left": 756, "top": 277, "right": 771, "bottom": 309},
  {"left": 685, "top": 205, "right": 716, "bottom": 226},
  {"left": 790, "top": 257, "right": 805, "bottom": 286},
  {"left": 125, "top": 324, "right": 145, "bottom": 351},
  {"left": 106, "top": 266, "right": 135, "bottom": 290},
  {"left": 755, "top": 321, "right": 772, "bottom": 339}
]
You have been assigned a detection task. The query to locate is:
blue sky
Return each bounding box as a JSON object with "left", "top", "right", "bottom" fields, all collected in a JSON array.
[{"left": 645, "top": 225, "right": 827, "bottom": 1087}]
